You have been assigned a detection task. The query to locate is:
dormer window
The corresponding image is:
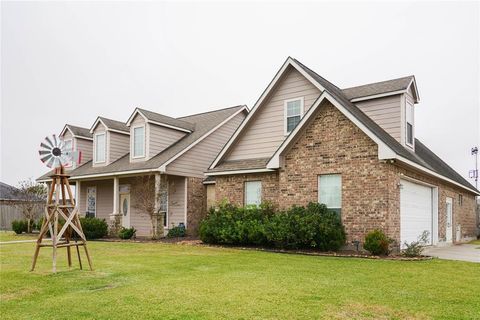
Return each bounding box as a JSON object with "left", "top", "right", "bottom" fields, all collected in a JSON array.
[
  {"left": 406, "top": 102, "right": 414, "bottom": 147},
  {"left": 284, "top": 97, "right": 304, "bottom": 135},
  {"left": 64, "top": 139, "right": 73, "bottom": 152},
  {"left": 94, "top": 133, "right": 106, "bottom": 163},
  {"left": 133, "top": 125, "right": 145, "bottom": 158}
]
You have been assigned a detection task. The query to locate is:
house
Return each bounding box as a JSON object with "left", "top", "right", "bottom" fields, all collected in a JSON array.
[
  {"left": 207, "top": 57, "right": 479, "bottom": 248},
  {"left": 0, "top": 182, "right": 45, "bottom": 230},
  {"left": 59, "top": 124, "right": 94, "bottom": 169},
  {"left": 38, "top": 106, "right": 248, "bottom": 237}
]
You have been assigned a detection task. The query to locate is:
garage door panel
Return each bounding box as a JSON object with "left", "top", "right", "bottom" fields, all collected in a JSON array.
[{"left": 400, "top": 179, "right": 433, "bottom": 247}]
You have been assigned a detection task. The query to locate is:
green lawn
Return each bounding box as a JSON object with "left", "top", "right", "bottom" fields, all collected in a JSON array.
[
  {"left": 469, "top": 239, "right": 480, "bottom": 245},
  {"left": 1, "top": 233, "right": 479, "bottom": 319}
]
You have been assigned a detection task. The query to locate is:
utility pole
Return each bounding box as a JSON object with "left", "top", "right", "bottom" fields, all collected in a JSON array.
[{"left": 471, "top": 147, "right": 478, "bottom": 189}]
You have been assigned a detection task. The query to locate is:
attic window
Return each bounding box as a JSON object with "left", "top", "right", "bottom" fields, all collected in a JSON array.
[
  {"left": 406, "top": 102, "right": 414, "bottom": 147},
  {"left": 284, "top": 97, "right": 304, "bottom": 135}
]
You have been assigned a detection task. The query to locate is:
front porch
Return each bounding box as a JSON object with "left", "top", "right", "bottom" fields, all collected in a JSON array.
[{"left": 75, "top": 174, "right": 188, "bottom": 237}]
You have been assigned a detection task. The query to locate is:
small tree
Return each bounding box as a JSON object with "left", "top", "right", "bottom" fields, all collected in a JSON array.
[
  {"left": 14, "top": 179, "right": 47, "bottom": 233},
  {"left": 131, "top": 174, "right": 164, "bottom": 239}
]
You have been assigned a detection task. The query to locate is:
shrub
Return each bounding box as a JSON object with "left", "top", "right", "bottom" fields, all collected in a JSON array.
[
  {"left": 118, "top": 227, "right": 136, "bottom": 240},
  {"left": 12, "top": 220, "right": 28, "bottom": 234},
  {"left": 199, "top": 202, "right": 346, "bottom": 251},
  {"left": 167, "top": 225, "right": 186, "bottom": 238},
  {"left": 80, "top": 217, "right": 108, "bottom": 240},
  {"left": 403, "top": 230, "right": 430, "bottom": 257},
  {"left": 363, "top": 229, "right": 393, "bottom": 256}
]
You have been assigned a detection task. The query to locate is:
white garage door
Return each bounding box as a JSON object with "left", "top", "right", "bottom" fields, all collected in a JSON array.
[{"left": 400, "top": 179, "right": 433, "bottom": 247}]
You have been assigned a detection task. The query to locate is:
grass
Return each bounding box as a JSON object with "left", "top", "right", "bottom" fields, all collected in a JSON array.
[
  {"left": 1, "top": 233, "right": 479, "bottom": 319},
  {"left": 468, "top": 239, "right": 480, "bottom": 245}
]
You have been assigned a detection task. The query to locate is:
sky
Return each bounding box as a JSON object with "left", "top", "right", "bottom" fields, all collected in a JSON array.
[{"left": 1, "top": 1, "right": 479, "bottom": 188}]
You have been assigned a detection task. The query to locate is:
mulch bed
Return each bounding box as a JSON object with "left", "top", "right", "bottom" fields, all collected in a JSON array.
[{"left": 95, "top": 237, "right": 433, "bottom": 261}]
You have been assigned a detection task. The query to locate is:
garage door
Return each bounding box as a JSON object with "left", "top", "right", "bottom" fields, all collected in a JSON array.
[{"left": 400, "top": 179, "right": 433, "bottom": 247}]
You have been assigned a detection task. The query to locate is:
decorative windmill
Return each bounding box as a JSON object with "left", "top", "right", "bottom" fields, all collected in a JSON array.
[{"left": 32, "top": 134, "right": 92, "bottom": 273}]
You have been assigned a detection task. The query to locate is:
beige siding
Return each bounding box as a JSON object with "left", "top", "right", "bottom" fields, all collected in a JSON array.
[
  {"left": 226, "top": 66, "right": 321, "bottom": 160},
  {"left": 108, "top": 131, "right": 129, "bottom": 164},
  {"left": 62, "top": 130, "right": 73, "bottom": 140},
  {"left": 76, "top": 138, "right": 93, "bottom": 164},
  {"left": 168, "top": 176, "right": 186, "bottom": 228},
  {"left": 78, "top": 179, "right": 113, "bottom": 221},
  {"left": 355, "top": 95, "right": 402, "bottom": 142},
  {"left": 167, "top": 111, "right": 246, "bottom": 177},
  {"left": 149, "top": 123, "right": 186, "bottom": 158}
]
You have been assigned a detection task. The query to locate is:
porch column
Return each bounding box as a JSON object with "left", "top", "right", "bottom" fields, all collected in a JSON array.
[
  {"left": 75, "top": 181, "right": 81, "bottom": 206},
  {"left": 109, "top": 176, "right": 121, "bottom": 236},
  {"left": 153, "top": 173, "right": 164, "bottom": 239}
]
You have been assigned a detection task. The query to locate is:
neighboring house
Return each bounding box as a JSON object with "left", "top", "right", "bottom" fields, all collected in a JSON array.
[
  {"left": 39, "top": 106, "right": 248, "bottom": 237},
  {"left": 207, "top": 57, "right": 479, "bottom": 248},
  {"left": 59, "top": 124, "right": 94, "bottom": 169},
  {"left": 0, "top": 182, "right": 44, "bottom": 230}
]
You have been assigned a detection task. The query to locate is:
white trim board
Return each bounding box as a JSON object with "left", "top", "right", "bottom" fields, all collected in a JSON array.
[
  {"left": 206, "top": 168, "right": 275, "bottom": 176},
  {"left": 90, "top": 117, "right": 129, "bottom": 135},
  {"left": 126, "top": 108, "right": 192, "bottom": 133},
  {"left": 209, "top": 57, "right": 325, "bottom": 170},
  {"left": 60, "top": 125, "right": 94, "bottom": 141}
]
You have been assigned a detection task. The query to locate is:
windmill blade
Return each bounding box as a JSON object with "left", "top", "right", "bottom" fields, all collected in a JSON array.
[
  {"left": 39, "top": 150, "right": 51, "bottom": 155},
  {"left": 52, "top": 134, "right": 58, "bottom": 146},
  {"left": 45, "top": 136, "right": 54, "bottom": 148},
  {"left": 46, "top": 156, "right": 55, "bottom": 168},
  {"left": 40, "top": 142, "right": 52, "bottom": 150},
  {"left": 40, "top": 154, "right": 52, "bottom": 163}
]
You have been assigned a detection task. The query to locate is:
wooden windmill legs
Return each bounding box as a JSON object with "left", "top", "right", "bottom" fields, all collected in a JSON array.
[{"left": 31, "top": 166, "right": 93, "bottom": 273}]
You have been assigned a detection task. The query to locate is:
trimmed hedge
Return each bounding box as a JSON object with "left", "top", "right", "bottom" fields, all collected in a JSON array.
[
  {"left": 118, "top": 227, "right": 136, "bottom": 240},
  {"left": 199, "top": 202, "right": 346, "bottom": 251},
  {"left": 363, "top": 229, "right": 393, "bottom": 256}
]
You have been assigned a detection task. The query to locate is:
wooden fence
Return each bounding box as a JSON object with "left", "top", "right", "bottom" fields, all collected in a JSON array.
[{"left": 0, "top": 202, "right": 44, "bottom": 230}]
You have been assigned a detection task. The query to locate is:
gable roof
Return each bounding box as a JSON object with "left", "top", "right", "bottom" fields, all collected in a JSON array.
[
  {"left": 60, "top": 124, "right": 93, "bottom": 140},
  {"left": 342, "top": 76, "right": 419, "bottom": 102},
  {"left": 0, "top": 182, "right": 44, "bottom": 201},
  {"left": 90, "top": 117, "right": 129, "bottom": 134},
  {"left": 126, "top": 108, "right": 195, "bottom": 132},
  {"left": 208, "top": 57, "right": 478, "bottom": 195},
  {"left": 38, "top": 105, "right": 247, "bottom": 181}
]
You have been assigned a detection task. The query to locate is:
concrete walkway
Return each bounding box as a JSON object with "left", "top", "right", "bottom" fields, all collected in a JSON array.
[{"left": 424, "top": 244, "right": 480, "bottom": 263}]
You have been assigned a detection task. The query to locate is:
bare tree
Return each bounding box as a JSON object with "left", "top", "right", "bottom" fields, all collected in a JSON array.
[
  {"left": 14, "top": 179, "right": 47, "bottom": 233},
  {"left": 131, "top": 174, "right": 164, "bottom": 239}
]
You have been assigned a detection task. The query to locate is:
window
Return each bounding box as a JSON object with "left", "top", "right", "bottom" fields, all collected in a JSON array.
[
  {"left": 133, "top": 126, "right": 145, "bottom": 158},
  {"left": 64, "top": 139, "right": 73, "bottom": 152},
  {"left": 95, "top": 133, "right": 106, "bottom": 163},
  {"left": 458, "top": 194, "right": 463, "bottom": 207},
  {"left": 284, "top": 98, "right": 304, "bottom": 134},
  {"left": 244, "top": 181, "right": 262, "bottom": 206},
  {"left": 86, "top": 186, "right": 96, "bottom": 217},
  {"left": 406, "top": 102, "right": 414, "bottom": 146},
  {"left": 318, "top": 174, "right": 342, "bottom": 215}
]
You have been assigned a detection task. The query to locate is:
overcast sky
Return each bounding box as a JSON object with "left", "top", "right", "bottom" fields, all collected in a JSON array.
[{"left": 1, "top": 1, "right": 479, "bottom": 188}]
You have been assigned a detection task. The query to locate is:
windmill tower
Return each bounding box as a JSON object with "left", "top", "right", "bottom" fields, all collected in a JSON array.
[{"left": 32, "top": 135, "right": 93, "bottom": 273}]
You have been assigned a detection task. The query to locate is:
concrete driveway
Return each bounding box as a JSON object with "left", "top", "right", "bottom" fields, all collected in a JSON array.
[{"left": 424, "top": 244, "right": 480, "bottom": 263}]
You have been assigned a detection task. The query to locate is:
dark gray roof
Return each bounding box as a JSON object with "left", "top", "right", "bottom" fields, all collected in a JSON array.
[
  {"left": 65, "top": 124, "right": 92, "bottom": 139},
  {"left": 98, "top": 117, "right": 129, "bottom": 133},
  {"left": 208, "top": 158, "right": 270, "bottom": 173},
  {"left": 342, "top": 76, "right": 414, "bottom": 100},
  {"left": 137, "top": 108, "right": 195, "bottom": 131},
  {"left": 203, "top": 176, "right": 215, "bottom": 184},
  {"left": 37, "top": 105, "right": 246, "bottom": 180},
  {"left": 0, "top": 182, "right": 44, "bottom": 201}
]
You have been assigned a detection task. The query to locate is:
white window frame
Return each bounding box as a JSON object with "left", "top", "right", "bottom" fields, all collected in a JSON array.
[
  {"left": 244, "top": 180, "right": 262, "bottom": 206},
  {"left": 63, "top": 139, "right": 73, "bottom": 152},
  {"left": 86, "top": 186, "right": 97, "bottom": 217},
  {"left": 318, "top": 174, "right": 342, "bottom": 215},
  {"left": 132, "top": 124, "right": 146, "bottom": 159},
  {"left": 405, "top": 102, "right": 414, "bottom": 147},
  {"left": 94, "top": 132, "right": 106, "bottom": 163},
  {"left": 284, "top": 97, "right": 304, "bottom": 135}
]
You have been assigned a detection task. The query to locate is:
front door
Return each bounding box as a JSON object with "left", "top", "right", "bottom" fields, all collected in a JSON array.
[
  {"left": 120, "top": 194, "right": 130, "bottom": 228},
  {"left": 445, "top": 197, "right": 453, "bottom": 243}
]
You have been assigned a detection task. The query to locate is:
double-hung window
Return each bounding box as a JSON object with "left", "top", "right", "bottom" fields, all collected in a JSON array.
[
  {"left": 244, "top": 181, "right": 262, "bottom": 206},
  {"left": 64, "top": 139, "right": 73, "bottom": 152},
  {"left": 318, "top": 174, "right": 342, "bottom": 216},
  {"left": 406, "top": 102, "right": 414, "bottom": 146},
  {"left": 133, "top": 126, "right": 145, "bottom": 158},
  {"left": 284, "top": 98, "right": 304, "bottom": 135},
  {"left": 95, "top": 133, "right": 106, "bottom": 163}
]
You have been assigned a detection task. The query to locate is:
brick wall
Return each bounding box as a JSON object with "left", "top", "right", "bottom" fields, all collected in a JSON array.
[{"left": 186, "top": 177, "right": 207, "bottom": 235}]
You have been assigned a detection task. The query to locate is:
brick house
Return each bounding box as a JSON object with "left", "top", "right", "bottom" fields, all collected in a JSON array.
[
  {"left": 207, "top": 57, "right": 479, "bottom": 248},
  {"left": 39, "top": 106, "right": 248, "bottom": 237}
]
